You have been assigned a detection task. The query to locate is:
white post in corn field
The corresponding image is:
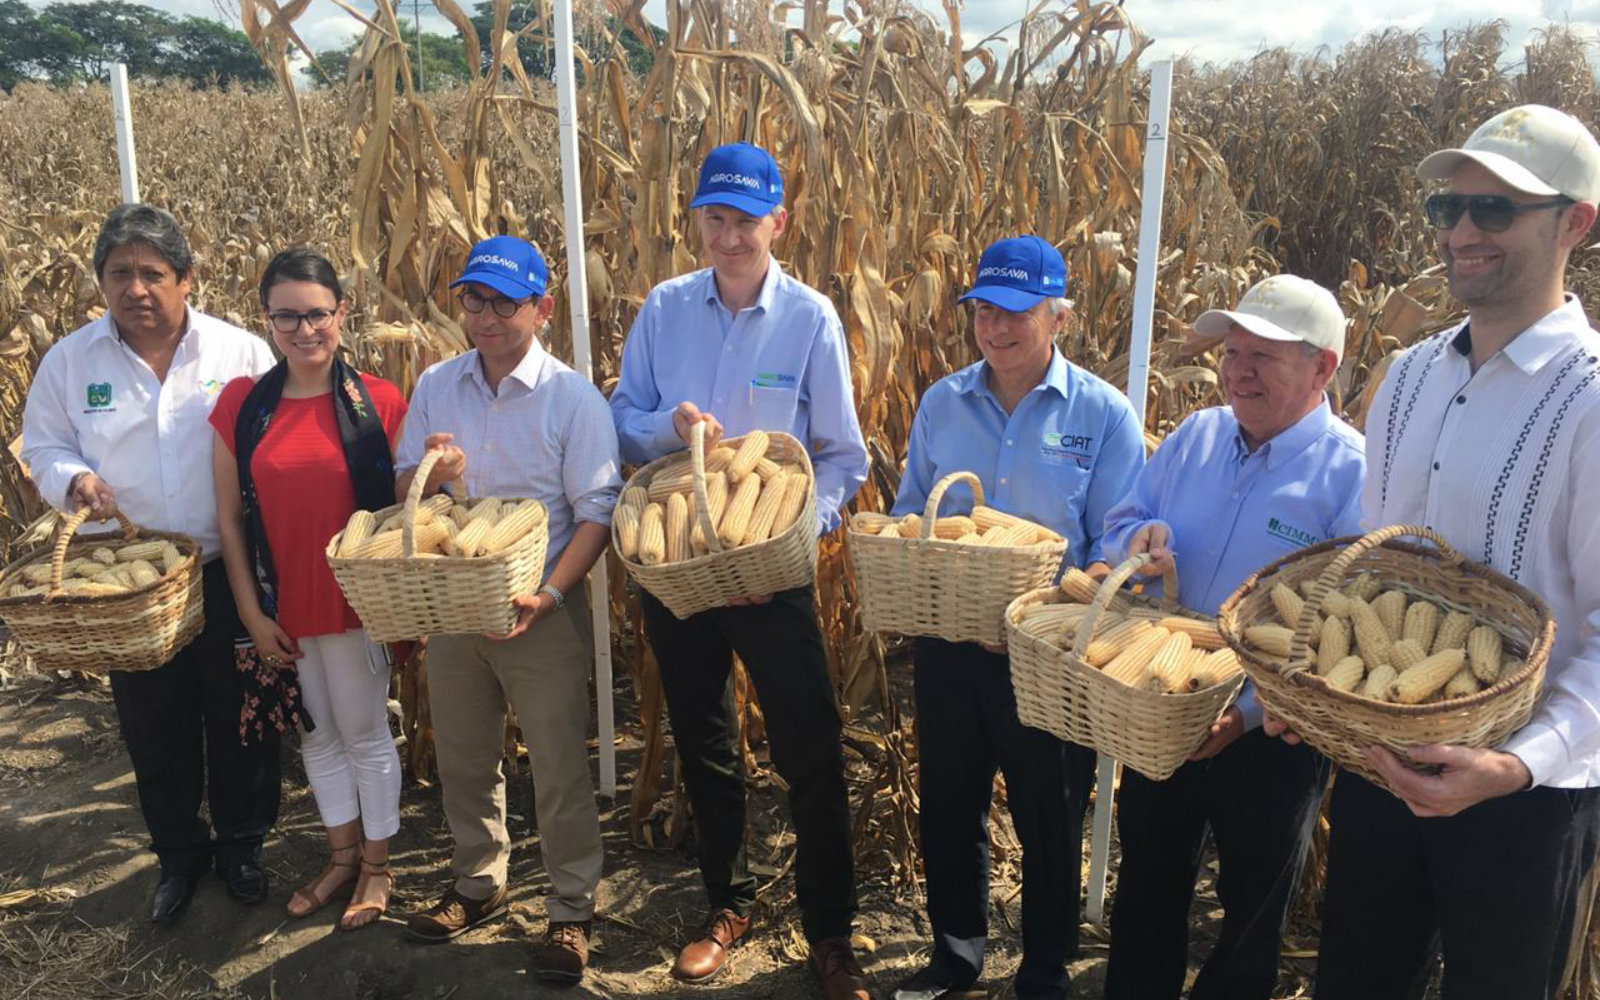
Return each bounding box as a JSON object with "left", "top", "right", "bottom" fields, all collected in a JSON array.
[
  {"left": 553, "top": 0, "right": 616, "bottom": 798},
  {"left": 110, "top": 63, "right": 140, "bottom": 203},
  {"left": 1085, "top": 57, "right": 1173, "bottom": 927}
]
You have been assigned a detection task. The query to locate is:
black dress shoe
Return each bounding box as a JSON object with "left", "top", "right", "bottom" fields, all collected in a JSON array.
[
  {"left": 150, "top": 873, "right": 198, "bottom": 925},
  {"left": 219, "top": 860, "right": 268, "bottom": 905}
]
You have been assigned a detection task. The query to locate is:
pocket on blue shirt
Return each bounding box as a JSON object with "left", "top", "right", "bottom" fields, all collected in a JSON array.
[{"left": 747, "top": 382, "right": 799, "bottom": 429}]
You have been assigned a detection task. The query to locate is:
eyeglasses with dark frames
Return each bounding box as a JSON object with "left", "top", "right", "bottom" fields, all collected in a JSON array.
[
  {"left": 267, "top": 309, "right": 338, "bottom": 334},
  {"left": 1424, "top": 193, "right": 1573, "bottom": 233},
  {"left": 458, "top": 289, "right": 532, "bottom": 318}
]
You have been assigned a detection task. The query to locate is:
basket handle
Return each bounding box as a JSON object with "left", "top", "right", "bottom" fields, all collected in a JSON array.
[
  {"left": 401, "top": 450, "right": 445, "bottom": 558},
  {"left": 48, "top": 507, "right": 138, "bottom": 597},
  {"left": 919, "top": 471, "right": 985, "bottom": 540},
  {"left": 687, "top": 420, "right": 725, "bottom": 556},
  {"left": 1287, "top": 523, "right": 1465, "bottom": 667},
  {"left": 1068, "top": 552, "right": 1182, "bottom": 659}
]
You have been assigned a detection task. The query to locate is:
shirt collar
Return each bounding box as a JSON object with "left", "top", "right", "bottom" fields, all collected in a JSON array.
[
  {"left": 91, "top": 306, "right": 194, "bottom": 349},
  {"left": 1231, "top": 397, "right": 1336, "bottom": 471},
  {"left": 958, "top": 348, "right": 1074, "bottom": 402},
  {"left": 701, "top": 258, "right": 782, "bottom": 315},
  {"left": 461, "top": 338, "right": 550, "bottom": 394},
  {"left": 1449, "top": 296, "right": 1590, "bottom": 375}
]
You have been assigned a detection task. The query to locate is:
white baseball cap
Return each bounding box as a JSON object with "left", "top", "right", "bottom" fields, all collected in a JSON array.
[
  {"left": 1193, "top": 275, "right": 1346, "bottom": 364},
  {"left": 1417, "top": 104, "right": 1600, "bottom": 204}
]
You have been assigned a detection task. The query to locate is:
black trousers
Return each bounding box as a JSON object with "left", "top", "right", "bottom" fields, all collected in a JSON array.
[
  {"left": 641, "top": 585, "right": 857, "bottom": 942},
  {"left": 108, "top": 560, "right": 282, "bottom": 877},
  {"left": 912, "top": 638, "right": 1097, "bottom": 1000},
  {"left": 1316, "top": 770, "right": 1600, "bottom": 1000},
  {"left": 1105, "top": 729, "right": 1330, "bottom": 1000}
]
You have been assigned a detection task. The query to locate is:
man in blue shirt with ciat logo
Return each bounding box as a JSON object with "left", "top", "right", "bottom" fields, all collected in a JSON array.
[
  {"left": 1100, "top": 275, "right": 1365, "bottom": 1000},
  {"left": 888, "top": 236, "right": 1145, "bottom": 1000},
  {"left": 610, "top": 142, "right": 871, "bottom": 1000}
]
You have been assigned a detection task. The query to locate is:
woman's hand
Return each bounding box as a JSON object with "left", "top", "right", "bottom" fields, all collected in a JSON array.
[{"left": 244, "top": 612, "right": 302, "bottom": 667}]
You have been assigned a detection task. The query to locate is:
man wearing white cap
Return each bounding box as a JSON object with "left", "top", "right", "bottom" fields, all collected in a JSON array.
[
  {"left": 1099, "top": 274, "right": 1363, "bottom": 1000},
  {"left": 1275, "top": 105, "right": 1600, "bottom": 999}
]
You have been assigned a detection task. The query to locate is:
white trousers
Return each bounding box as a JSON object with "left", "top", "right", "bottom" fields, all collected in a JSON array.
[{"left": 295, "top": 629, "right": 401, "bottom": 841}]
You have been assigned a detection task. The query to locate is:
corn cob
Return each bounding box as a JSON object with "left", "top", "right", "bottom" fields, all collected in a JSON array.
[
  {"left": 718, "top": 474, "right": 763, "bottom": 547},
  {"left": 646, "top": 470, "right": 694, "bottom": 502},
  {"left": 467, "top": 498, "right": 503, "bottom": 524},
  {"left": 1402, "top": 600, "right": 1440, "bottom": 651},
  {"left": 1371, "top": 589, "right": 1408, "bottom": 640},
  {"left": 985, "top": 522, "right": 1039, "bottom": 547},
  {"left": 1444, "top": 669, "right": 1482, "bottom": 699},
  {"left": 971, "top": 505, "right": 1029, "bottom": 533},
  {"left": 1061, "top": 607, "right": 1118, "bottom": 646},
  {"left": 1086, "top": 618, "right": 1155, "bottom": 667},
  {"left": 454, "top": 517, "right": 492, "bottom": 558},
  {"left": 1058, "top": 568, "right": 1100, "bottom": 604},
  {"left": 932, "top": 516, "right": 977, "bottom": 540},
  {"left": 692, "top": 472, "right": 730, "bottom": 553},
  {"left": 742, "top": 473, "right": 791, "bottom": 545},
  {"left": 620, "top": 486, "right": 649, "bottom": 515},
  {"left": 1389, "top": 638, "right": 1427, "bottom": 672},
  {"left": 895, "top": 514, "right": 926, "bottom": 540},
  {"left": 1318, "top": 590, "right": 1353, "bottom": 619},
  {"left": 957, "top": 531, "right": 984, "bottom": 544},
  {"left": 727, "top": 431, "right": 770, "bottom": 480},
  {"left": 1102, "top": 626, "right": 1174, "bottom": 685},
  {"left": 1175, "top": 647, "right": 1211, "bottom": 692},
  {"left": 158, "top": 542, "right": 183, "bottom": 575},
  {"left": 1147, "top": 632, "right": 1195, "bottom": 693},
  {"left": 705, "top": 446, "right": 736, "bottom": 472},
  {"left": 1432, "top": 610, "right": 1475, "bottom": 654},
  {"left": 1271, "top": 582, "right": 1305, "bottom": 628},
  {"left": 851, "top": 512, "right": 896, "bottom": 535},
  {"left": 1192, "top": 647, "right": 1243, "bottom": 688},
  {"left": 449, "top": 504, "right": 473, "bottom": 529},
  {"left": 1348, "top": 598, "right": 1393, "bottom": 664},
  {"left": 409, "top": 520, "right": 451, "bottom": 556},
  {"left": 1389, "top": 649, "right": 1468, "bottom": 704},
  {"left": 1499, "top": 657, "right": 1526, "bottom": 684},
  {"left": 1245, "top": 624, "right": 1295, "bottom": 658},
  {"left": 614, "top": 503, "right": 641, "bottom": 559},
  {"left": 126, "top": 559, "right": 160, "bottom": 588},
  {"left": 72, "top": 557, "right": 105, "bottom": 578},
  {"left": 114, "top": 541, "right": 168, "bottom": 562},
  {"left": 753, "top": 457, "right": 782, "bottom": 481},
  {"left": 1156, "top": 617, "right": 1227, "bottom": 650},
  {"left": 338, "top": 510, "right": 378, "bottom": 557},
  {"left": 1467, "top": 626, "right": 1503, "bottom": 684},
  {"left": 665, "top": 492, "right": 692, "bottom": 562},
  {"left": 20, "top": 562, "right": 54, "bottom": 585},
  {"left": 771, "top": 473, "right": 810, "bottom": 537},
  {"left": 351, "top": 530, "right": 403, "bottom": 559},
  {"left": 638, "top": 503, "right": 666, "bottom": 565},
  {"left": 1325, "top": 656, "right": 1366, "bottom": 692},
  {"left": 481, "top": 501, "right": 546, "bottom": 554},
  {"left": 1360, "top": 664, "right": 1397, "bottom": 700},
  {"left": 92, "top": 567, "right": 133, "bottom": 588},
  {"left": 91, "top": 547, "right": 116, "bottom": 566},
  {"left": 420, "top": 494, "right": 455, "bottom": 518},
  {"left": 62, "top": 578, "right": 128, "bottom": 596},
  {"left": 1344, "top": 572, "right": 1382, "bottom": 603},
  {"left": 438, "top": 516, "right": 465, "bottom": 555}
]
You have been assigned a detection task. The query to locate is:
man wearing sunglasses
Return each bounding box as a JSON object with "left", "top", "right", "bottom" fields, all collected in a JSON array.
[
  {"left": 1277, "top": 105, "right": 1600, "bottom": 999},
  {"left": 394, "top": 236, "right": 622, "bottom": 984}
]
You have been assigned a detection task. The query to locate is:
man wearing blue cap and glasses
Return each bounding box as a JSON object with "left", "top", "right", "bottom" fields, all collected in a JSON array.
[
  {"left": 611, "top": 143, "right": 872, "bottom": 1000},
  {"left": 393, "top": 236, "right": 622, "bottom": 984},
  {"left": 888, "top": 236, "right": 1144, "bottom": 1000}
]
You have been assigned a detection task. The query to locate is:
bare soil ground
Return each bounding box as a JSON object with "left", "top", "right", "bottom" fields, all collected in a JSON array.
[{"left": 0, "top": 661, "right": 1326, "bottom": 1000}]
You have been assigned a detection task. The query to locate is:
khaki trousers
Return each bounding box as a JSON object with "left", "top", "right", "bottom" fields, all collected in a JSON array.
[{"left": 427, "top": 591, "right": 602, "bottom": 922}]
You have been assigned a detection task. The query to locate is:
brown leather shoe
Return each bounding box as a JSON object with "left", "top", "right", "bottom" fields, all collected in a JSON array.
[
  {"left": 811, "top": 936, "right": 872, "bottom": 1000},
  {"left": 404, "top": 884, "right": 509, "bottom": 942},
  {"left": 531, "top": 919, "right": 591, "bottom": 984},
  {"left": 672, "top": 908, "right": 751, "bottom": 983}
]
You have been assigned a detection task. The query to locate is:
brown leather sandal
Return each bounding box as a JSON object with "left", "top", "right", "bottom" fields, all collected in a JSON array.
[
  {"left": 286, "top": 844, "right": 360, "bottom": 918},
  {"left": 338, "top": 859, "right": 393, "bottom": 931}
]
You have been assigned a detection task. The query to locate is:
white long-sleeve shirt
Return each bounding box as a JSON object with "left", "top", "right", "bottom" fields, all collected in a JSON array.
[
  {"left": 21, "top": 310, "right": 275, "bottom": 558},
  {"left": 1361, "top": 297, "right": 1600, "bottom": 788}
]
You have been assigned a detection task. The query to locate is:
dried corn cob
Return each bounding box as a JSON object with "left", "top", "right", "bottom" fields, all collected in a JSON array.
[
  {"left": 126, "top": 559, "right": 160, "bottom": 588},
  {"left": 1467, "top": 626, "right": 1503, "bottom": 684},
  {"left": 972, "top": 505, "right": 1027, "bottom": 532},
  {"left": 410, "top": 519, "right": 450, "bottom": 556},
  {"left": 1086, "top": 618, "right": 1155, "bottom": 667},
  {"left": 1403, "top": 600, "right": 1441, "bottom": 651},
  {"left": 1344, "top": 572, "right": 1382, "bottom": 603},
  {"left": 1058, "top": 568, "right": 1100, "bottom": 604},
  {"left": 614, "top": 503, "right": 641, "bottom": 559},
  {"left": 705, "top": 446, "right": 735, "bottom": 472},
  {"left": 482, "top": 501, "right": 546, "bottom": 554},
  {"left": 338, "top": 510, "right": 377, "bottom": 557},
  {"left": 692, "top": 472, "right": 730, "bottom": 553},
  {"left": 420, "top": 494, "right": 455, "bottom": 518},
  {"left": 1444, "top": 669, "right": 1482, "bottom": 699},
  {"left": 771, "top": 474, "right": 810, "bottom": 537},
  {"left": 1271, "top": 582, "right": 1305, "bottom": 628},
  {"left": 718, "top": 474, "right": 763, "bottom": 547},
  {"left": 620, "top": 486, "right": 648, "bottom": 514},
  {"left": 454, "top": 517, "right": 492, "bottom": 558},
  {"left": 638, "top": 503, "right": 666, "bottom": 565},
  {"left": 1389, "top": 649, "right": 1468, "bottom": 704},
  {"left": 1245, "top": 624, "right": 1295, "bottom": 658},
  {"left": 895, "top": 514, "right": 925, "bottom": 540},
  {"left": 851, "top": 512, "right": 896, "bottom": 535},
  {"left": 91, "top": 547, "right": 116, "bottom": 566},
  {"left": 1318, "top": 590, "right": 1353, "bottom": 619},
  {"left": 1192, "top": 648, "right": 1243, "bottom": 688},
  {"left": 1360, "top": 664, "right": 1397, "bottom": 700},
  {"left": 727, "top": 431, "right": 770, "bottom": 480},
  {"left": 932, "top": 516, "right": 977, "bottom": 540},
  {"left": 449, "top": 504, "right": 473, "bottom": 529},
  {"left": 743, "top": 473, "right": 791, "bottom": 545},
  {"left": 1389, "top": 638, "right": 1427, "bottom": 672},
  {"left": 114, "top": 541, "right": 168, "bottom": 562},
  {"left": 1156, "top": 617, "right": 1227, "bottom": 650},
  {"left": 665, "top": 492, "right": 692, "bottom": 563},
  {"left": 753, "top": 457, "right": 782, "bottom": 481},
  {"left": 1102, "top": 626, "right": 1174, "bottom": 686},
  {"left": 467, "top": 498, "right": 503, "bottom": 524},
  {"left": 1147, "top": 632, "right": 1195, "bottom": 693},
  {"left": 158, "top": 542, "right": 182, "bottom": 575},
  {"left": 1372, "top": 589, "right": 1408, "bottom": 640},
  {"left": 984, "top": 523, "right": 1039, "bottom": 547},
  {"left": 62, "top": 579, "right": 128, "bottom": 596},
  {"left": 1432, "top": 610, "right": 1475, "bottom": 654},
  {"left": 1500, "top": 657, "right": 1526, "bottom": 684},
  {"left": 1348, "top": 598, "right": 1393, "bottom": 664},
  {"left": 1325, "top": 656, "right": 1366, "bottom": 692},
  {"left": 351, "top": 530, "right": 403, "bottom": 559},
  {"left": 647, "top": 469, "right": 695, "bottom": 502}
]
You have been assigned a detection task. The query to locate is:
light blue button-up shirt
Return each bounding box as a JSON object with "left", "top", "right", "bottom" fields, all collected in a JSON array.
[
  {"left": 1101, "top": 399, "right": 1366, "bottom": 730},
  {"left": 610, "top": 260, "right": 869, "bottom": 532},
  {"left": 891, "top": 350, "right": 1145, "bottom": 570}
]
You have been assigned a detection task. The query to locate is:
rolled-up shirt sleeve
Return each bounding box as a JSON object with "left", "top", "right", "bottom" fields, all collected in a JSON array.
[
  {"left": 804, "top": 311, "right": 869, "bottom": 532},
  {"left": 564, "top": 385, "right": 624, "bottom": 526},
  {"left": 21, "top": 346, "right": 92, "bottom": 511},
  {"left": 610, "top": 296, "right": 682, "bottom": 464}
]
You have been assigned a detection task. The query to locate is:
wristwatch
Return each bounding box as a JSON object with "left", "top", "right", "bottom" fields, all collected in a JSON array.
[{"left": 539, "top": 583, "right": 566, "bottom": 609}]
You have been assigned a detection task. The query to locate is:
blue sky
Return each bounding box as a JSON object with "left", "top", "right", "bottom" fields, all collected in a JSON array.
[{"left": 57, "top": 0, "right": 1600, "bottom": 68}]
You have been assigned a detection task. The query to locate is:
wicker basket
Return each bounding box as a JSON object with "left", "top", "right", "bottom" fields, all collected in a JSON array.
[
  {"left": 0, "top": 509, "right": 204, "bottom": 673},
  {"left": 615, "top": 421, "right": 818, "bottom": 620},
  {"left": 848, "top": 471, "right": 1066, "bottom": 645},
  {"left": 326, "top": 450, "right": 548, "bottom": 641},
  {"left": 1006, "top": 553, "right": 1245, "bottom": 780},
  {"left": 1217, "top": 524, "right": 1554, "bottom": 794}
]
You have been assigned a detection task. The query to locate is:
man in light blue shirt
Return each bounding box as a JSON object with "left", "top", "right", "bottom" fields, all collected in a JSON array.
[
  {"left": 609, "top": 142, "right": 871, "bottom": 1000},
  {"left": 1099, "top": 275, "right": 1364, "bottom": 1000},
  {"left": 888, "top": 236, "right": 1144, "bottom": 1000}
]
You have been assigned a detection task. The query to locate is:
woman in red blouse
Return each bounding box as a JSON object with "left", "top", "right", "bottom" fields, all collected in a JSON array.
[{"left": 212, "top": 248, "right": 407, "bottom": 930}]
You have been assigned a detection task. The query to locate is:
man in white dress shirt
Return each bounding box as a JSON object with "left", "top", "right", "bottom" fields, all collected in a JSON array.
[
  {"left": 21, "top": 204, "right": 281, "bottom": 924},
  {"left": 1274, "top": 105, "right": 1600, "bottom": 999}
]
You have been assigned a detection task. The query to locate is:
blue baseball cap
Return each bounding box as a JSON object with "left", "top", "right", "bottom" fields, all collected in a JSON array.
[
  {"left": 450, "top": 235, "right": 548, "bottom": 300},
  {"left": 958, "top": 235, "right": 1069, "bottom": 312},
  {"left": 690, "top": 142, "right": 784, "bottom": 217}
]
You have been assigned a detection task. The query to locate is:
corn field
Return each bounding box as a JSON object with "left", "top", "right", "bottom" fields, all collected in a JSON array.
[{"left": 2, "top": 1, "right": 1599, "bottom": 992}]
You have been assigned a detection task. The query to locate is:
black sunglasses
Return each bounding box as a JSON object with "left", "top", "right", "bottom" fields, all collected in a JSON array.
[{"left": 1424, "top": 193, "right": 1572, "bottom": 233}]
